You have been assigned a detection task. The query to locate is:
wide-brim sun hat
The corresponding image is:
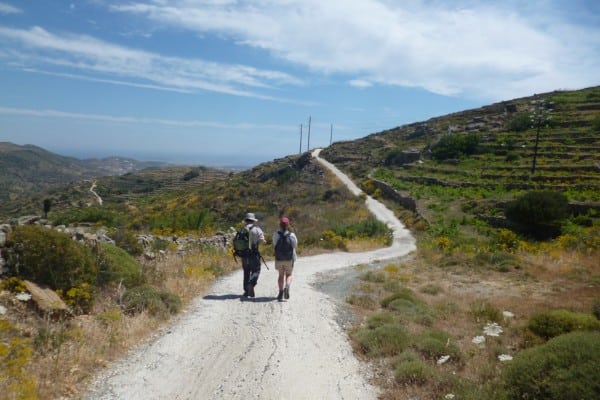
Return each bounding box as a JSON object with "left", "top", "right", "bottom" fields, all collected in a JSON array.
[{"left": 244, "top": 212, "right": 258, "bottom": 222}]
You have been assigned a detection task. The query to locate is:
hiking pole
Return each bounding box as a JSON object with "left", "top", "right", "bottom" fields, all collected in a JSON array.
[{"left": 259, "top": 254, "right": 270, "bottom": 270}]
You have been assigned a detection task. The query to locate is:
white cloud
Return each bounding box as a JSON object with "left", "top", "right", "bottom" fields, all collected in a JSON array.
[
  {"left": 0, "top": 25, "right": 302, "bottom": 100},
  {"left": 111, "top": 0, "right": 600, "bottom": 101},
  {"left": 0, "top": 2, "right": 21, "bottom": 14},
  {"left": 349, "top": 79, "right": 373, "bottom": 88}
]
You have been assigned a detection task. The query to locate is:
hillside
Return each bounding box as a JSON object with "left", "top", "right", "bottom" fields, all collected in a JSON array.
[
  {"left": 0, "top": 87, "right": 598, "bottom": 400},
  {"left": 322, "top": 87, "right": 599, "bottom": 185},
  {"left": 0, "top": 142, "right": 168, "bottom": 204},
  {"left": 320, "top": 86, "right": 600, "bottom": 223}
]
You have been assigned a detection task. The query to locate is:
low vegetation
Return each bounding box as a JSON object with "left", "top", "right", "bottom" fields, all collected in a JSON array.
[
  {"left": 1, "top": 86, "right": 598, "bottom": 399},
  {"left": 0, "top": 153, "right": 391, "bottom": 399},
  {"left": 334, "top": 86, "right": 599, "bottom": 400}
]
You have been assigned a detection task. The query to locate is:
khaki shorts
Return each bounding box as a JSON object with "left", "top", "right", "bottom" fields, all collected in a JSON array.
[{"left": 275, "top": 260, "right": 294, "bottom": 273}]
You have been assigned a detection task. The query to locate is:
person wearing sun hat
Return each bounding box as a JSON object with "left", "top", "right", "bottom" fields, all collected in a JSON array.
[
  {"left": 272, "top": 216, "right": 298, "bottom": 301},
  {"left": 241, "top": 212, "right": 265, "bottom": 298}
]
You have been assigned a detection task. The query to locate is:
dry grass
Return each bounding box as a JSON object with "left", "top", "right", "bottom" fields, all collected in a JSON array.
[
  {"left": 347, "top": 246, "right": 599, "bottom": 400},
  {"left": 1, "top": 248, "right": 238, "bottom": 400}
]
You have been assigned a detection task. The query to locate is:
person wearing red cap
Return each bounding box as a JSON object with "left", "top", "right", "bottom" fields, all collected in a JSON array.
[{"left": 273, "top": 216, "right": 298, "bottom": 301}]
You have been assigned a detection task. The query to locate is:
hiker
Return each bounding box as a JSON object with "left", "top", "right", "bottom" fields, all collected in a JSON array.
[
  {"left": 239, "top": 212, "right": 265, "bottom": 298},
  {"left": 273, "top": 217, "right": 298, "bottom": 301}
]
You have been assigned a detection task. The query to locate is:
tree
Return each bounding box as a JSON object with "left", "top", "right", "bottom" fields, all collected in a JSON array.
[
  {"left": 42, "top": 198, "right": 52, "bottom": 218},
  {"left": 505, "top": 190, "right": 569, "bottom": 239},
  {"left": 431, "top": 133, "right": 480, "bottom": 161}
]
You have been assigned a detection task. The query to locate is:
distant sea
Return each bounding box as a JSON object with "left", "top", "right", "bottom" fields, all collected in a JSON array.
[{"left": 56, "top": 148, "right": 263, "bottom": 170}]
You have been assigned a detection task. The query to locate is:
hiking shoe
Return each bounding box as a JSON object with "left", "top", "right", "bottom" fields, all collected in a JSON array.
[
  {"left": 284, "top": 286, "right": 290, "bottom": 300},
  {"left": 248, "top": 285, "right": 255, "bottom": 298},
  {"left": 277, "top": 290, "right": 284, "bottom": 301}
]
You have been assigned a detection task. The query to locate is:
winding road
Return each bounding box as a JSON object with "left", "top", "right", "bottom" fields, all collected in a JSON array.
[{"left": 84, "top": 149, "right": 416, "bottom": 400}]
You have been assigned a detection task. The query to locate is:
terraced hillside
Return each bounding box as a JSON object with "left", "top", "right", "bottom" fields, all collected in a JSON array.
[
  {"left": 93, "top": 166, "right": 231, "bottom": 203},
  {"left": 320, "top": 86, "right": 600, "bottom": 224}
]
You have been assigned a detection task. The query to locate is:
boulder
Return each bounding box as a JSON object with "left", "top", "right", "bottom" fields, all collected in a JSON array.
[
  {"left": 17, "top": 215, "right": 40, "bottom": 225},
  {"left": 23, "top": 280, "right": 69, "bottom": 316}
]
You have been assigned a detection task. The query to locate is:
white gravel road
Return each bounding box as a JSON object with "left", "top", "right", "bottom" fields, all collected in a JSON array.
[{"left": 83, "top": 149, "right": 416, "bottom": 400}]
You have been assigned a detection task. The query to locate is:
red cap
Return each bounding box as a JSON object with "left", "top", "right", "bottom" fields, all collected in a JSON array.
[{"left": 280, "top": 217, "right": 290, "bottom": 224}]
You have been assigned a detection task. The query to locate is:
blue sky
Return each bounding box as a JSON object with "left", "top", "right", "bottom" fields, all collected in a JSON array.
[{"left": 1, "top": 1, "right": 599, "bottom": 166}]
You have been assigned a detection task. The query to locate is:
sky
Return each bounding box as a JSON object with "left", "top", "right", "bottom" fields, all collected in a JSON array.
[{"left": 1, "top": 1, "right": 599, "bottom": 167}]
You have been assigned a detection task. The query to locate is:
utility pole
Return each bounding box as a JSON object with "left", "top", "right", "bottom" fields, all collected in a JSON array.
[
  {"left": 530, "top": 99, "right": 552, "bottom": 174},
  {"left": 299, "top": 124, "right": 303, "bottom": 154},
  {"left": 330, "top": 124, "right": 333, "bottom": 145},
  {"left": 307, "top": 116, "right": 311, "bottom": 152}
]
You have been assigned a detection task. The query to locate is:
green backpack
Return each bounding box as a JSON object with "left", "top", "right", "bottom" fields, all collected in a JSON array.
[{"left": 233, "top": 226, "right": 254, "bottom": 258}]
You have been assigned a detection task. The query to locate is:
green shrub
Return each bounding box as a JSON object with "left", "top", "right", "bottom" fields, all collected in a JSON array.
[
  {"left": 420, "top": 284, "right": 442, "bottom": 295},
  {"left": 502, "top": 331, "right": 600, "bottom": 400},
  {"left": 413, "top": 330, "right": 461, "bottom": 362},
  {"left": 474, "top": 251, "right": 518, "bottom": 272},
  {"left": 505, "top": 191, "right": 569, "bottom": 238},
  {"left": 381, "top": 288, "right": 420, "bottom": 308},
  {"left": 333, "top": 218, "right": 392, "bottom": 243},
  {"left": 387, "top": 298, "right": 435, "bottom": 326},
  {"left": 122, "top": 285, "right": 181, "bottom": 318},
  {"left": 0, "top": 277, "right": 27, "bottom": 293},
  {"left": 591, "top": 114, "right": 600, "bottom": 132},
  {"left": 394, "top": 357, "right": 435, "bottom": 385},
  {"left": 431, "top": 133, "right": 480, "bottom": 160},
  {"left": 147, "top": 208, "right": 213, "bottom": 232},
  {"left": 182, "top": 168, "right": 200, "bottom": 181},
  {"left": 508, "top": 113, "right": 532, "bottom": 132},
  {"left": 345, "top": 294, "right": 377, "bottom": 309},
  {"left": 5, "top": 225, "right": 98, "bottom": 291},
  {"left": 320, "top": 230, "right": 348, "bottom": 250},
  {"left": 60, "top": 282, "right": 95, "bottom": 314},
  {"left": 527, "top": 309, "right": 600, "bottom": 340},
  {"left": 470, "top": 301, "right": 502, "bottom": 323},
  {"left": 381, "top": 288, "right": 436, "bottom": 325},
  {"left": 96, "top": 244, "right": 145, "bottom": 288},
  {"left": 0, "top": 320, "right": 38, "bottom": 399},
  {"left": 111, "top": 228, "right": 144, "bottom": 256},
  {"left": 366, "top": 312, "right": 396, "bottom": 329},
  {"left": 53, "top": 206, "right": 125, "bottom": 227},
  {"left": 505, "top": 151, "right": 520, "bottom": 162},
  {"left": 359, "top": 270, "right": 386, "bottom": 283},
  {"left": 352, "top": 323, "right": 409, "bottom": 357}
]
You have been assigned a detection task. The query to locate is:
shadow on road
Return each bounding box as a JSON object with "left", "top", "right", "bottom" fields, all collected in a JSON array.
[
  {"left": 203, "top": 294, "right": 242, "bottom": 301},
  {"left": 203, "top": 294, "right": 278, "bottom": 303}
]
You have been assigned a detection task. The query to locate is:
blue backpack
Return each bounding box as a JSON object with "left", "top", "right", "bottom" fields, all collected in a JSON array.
[{"left": 274, "top": 231, "right": 294, "bottom": 261}]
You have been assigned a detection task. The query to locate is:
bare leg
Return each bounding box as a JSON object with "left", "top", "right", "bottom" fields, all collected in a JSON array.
[
  {"left": 283, "top": 270, "right": 293, "bottom": 299},
  {"left": 278, "top": 270, "right": 285, "bottom": 290}
]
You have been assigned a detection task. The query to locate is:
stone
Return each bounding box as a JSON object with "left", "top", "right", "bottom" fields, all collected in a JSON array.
[
  {"left": 17, "top": 215, "right": 40, "bottom": 225},
  {"left": 23, "top": 280, "right": 69, "bottom": 316}
]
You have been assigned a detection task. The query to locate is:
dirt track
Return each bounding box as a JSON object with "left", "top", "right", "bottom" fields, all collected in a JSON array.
[{"left": 84, "top": 149, "right": 416, "bottom": 400}]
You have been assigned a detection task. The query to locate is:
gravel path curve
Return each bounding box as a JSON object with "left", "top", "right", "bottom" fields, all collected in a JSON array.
[{"left": 83, "top": 149, "right": 416, "bottom": 400}]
